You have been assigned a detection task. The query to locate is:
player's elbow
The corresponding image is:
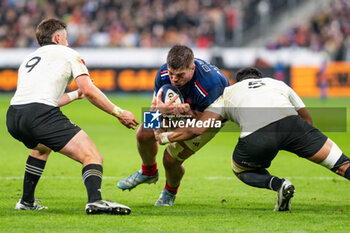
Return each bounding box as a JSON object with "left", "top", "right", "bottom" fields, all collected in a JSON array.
[
  {"left": 297, "top": 107, "right": 313, "bottom": 125},
  {"left": 80, "top": 85, "right": 96, "bottom": 99},
  {"left": 304, "top": 117, "right": 313, "bottom": 125}
]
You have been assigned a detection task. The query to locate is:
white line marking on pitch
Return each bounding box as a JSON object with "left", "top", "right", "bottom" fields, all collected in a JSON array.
[{"left": 0, "top": 176, "right": 345, "bottom": 181}]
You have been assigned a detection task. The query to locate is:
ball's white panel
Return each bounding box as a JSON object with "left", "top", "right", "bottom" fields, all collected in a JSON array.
[{"left": 164, "top": 89, "right": 182, "bottom": 104}]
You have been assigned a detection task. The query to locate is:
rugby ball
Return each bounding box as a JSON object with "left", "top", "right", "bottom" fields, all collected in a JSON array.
[{"left": 158, "top": 84, "right": 184, "bottom": 104}]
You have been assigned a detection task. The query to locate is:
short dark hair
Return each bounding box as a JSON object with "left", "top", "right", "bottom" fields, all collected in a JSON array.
[
  {"left": 167, "top": 45, "right": 194, "bottom": 70},
  {"left": 235, "top": 67, "right": 263, "bottom": 82},
  {"left": 35, "top": 18, "right": 66, "bottom": 46}
]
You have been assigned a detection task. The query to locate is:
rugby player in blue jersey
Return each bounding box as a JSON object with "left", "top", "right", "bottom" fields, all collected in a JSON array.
[
  {"left": 117, "top": 45, "right": 229, "bottom": 206},
  {"left": 155, "top": 67, "right": 350, "bottom": 211}
]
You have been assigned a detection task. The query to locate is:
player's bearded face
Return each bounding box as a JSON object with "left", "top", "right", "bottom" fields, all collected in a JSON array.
[{"left": 168, "top": 65, "right": 195, "bottom": 88}]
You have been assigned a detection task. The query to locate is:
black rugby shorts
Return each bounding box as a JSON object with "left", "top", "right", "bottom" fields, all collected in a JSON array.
[
  {"left": 233, "top": 115, "right": 328, "bottom": 169},
  {"left": 6, "top": 103, "right": 81, "bottom": 152}
]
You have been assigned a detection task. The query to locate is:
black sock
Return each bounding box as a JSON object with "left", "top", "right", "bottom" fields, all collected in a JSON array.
[
  {"left": 22, "top": 156, "right": 46, "bottom": 204},
  {"left": 238, "top": 169, "right": 282, "bottom": 191},
  {"left": 82, "top": 164, "right": 103, "bottom": 203},
  {"left": 345, "top": 167, "right": 350, "bottom": 180},
  {"left": 269, "top": 176, "right": 283, "bottom": 191}
]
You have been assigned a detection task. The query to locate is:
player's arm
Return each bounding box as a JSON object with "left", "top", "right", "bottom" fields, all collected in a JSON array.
[
  {"left": 156, "top": 94, "right": 226, "bottom": 144},
  {"left": 174, "top": 103, "right": 201, "bottom": 118},
  {"left": 287, "top": 84, "right": 313, "bottom": 125},
  {"left": 297, "top": 107, "right": 312, "bottom": 125},
  {"left": 75, "top": 74, "right": 139, "bottom": 129},
  {"left": 155, "top": 111, "right": 223, "bottom": 144},
  {"left": 150, "top": 92, "right": 158, "bottom": 110},
  {"left": 58, "top": 89, "right": 84, "bottom": 107}
]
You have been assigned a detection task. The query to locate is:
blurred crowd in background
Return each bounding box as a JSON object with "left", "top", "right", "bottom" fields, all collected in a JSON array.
[
  {"left": 1, "top": 0, "right": 225, "bottom": 48},
  {"left": 267, "top": 0, "right": 350, "bottom": 61},
  {"left": 0, "top": 0, "right": 349, "bottom": 60}
]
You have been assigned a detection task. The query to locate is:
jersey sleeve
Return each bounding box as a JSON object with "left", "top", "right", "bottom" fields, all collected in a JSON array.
[
  {"left": 154, "top": 64, "right": 170, "bottom": 95},
  {"left": 196, "top": 80, "right": 229, "bottom": 112},
  {"left": 154, "top": 68, "right": 163, "bottom": 95},
  {"left": 287, "top": 85, "right": 305, "bottom": 110},
  {"left": 69, "top": 51, "right": 89, "bottom": 79},
  {"left": 205, "top": 94, "right": 226, "bottom": 118}
]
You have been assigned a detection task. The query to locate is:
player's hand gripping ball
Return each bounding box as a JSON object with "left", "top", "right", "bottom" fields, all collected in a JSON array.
[{"left": 157, "top": 84, "right": 187, "bottom": 121}]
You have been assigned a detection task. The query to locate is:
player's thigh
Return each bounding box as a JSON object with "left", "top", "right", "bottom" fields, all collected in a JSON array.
[
  {"left": 281, "top": 116, "right": 328, "bottom": 159},
  {"left": 232, "top": 132, "right": 279, "bottom": 169},
  {"left": 19, "top": 103, "right": 82, "bottom": 152},
  {"left": 59, "top": 130, "right": 102, "bottom": 164}
]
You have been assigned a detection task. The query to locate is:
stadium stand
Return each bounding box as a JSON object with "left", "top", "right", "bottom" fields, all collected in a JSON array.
[
  {"left": 0, "top": 0, "right": 304, "bottom": 49},
  {"left": 267, "top": 0, "right": 350, "bottom": 61}
]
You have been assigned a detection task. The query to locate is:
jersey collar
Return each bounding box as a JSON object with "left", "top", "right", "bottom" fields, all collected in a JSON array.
[{"left": 41, "top": 42, "right": 57, "bottom": 46}]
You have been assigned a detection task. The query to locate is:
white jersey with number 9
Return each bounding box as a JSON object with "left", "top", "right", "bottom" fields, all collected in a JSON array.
[{"left": 11, "top": 44, "right": 89, "bottom": 107}]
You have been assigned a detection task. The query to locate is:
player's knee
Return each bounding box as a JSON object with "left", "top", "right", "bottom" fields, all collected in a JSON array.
[
  {"left": 30, "top": 144, "right": 51, "bottom": 161},
  {"left": 85, "top": 152, "right": 103, "bottom": 165},
  {"left": 79, "top": 145, "right": 103, "bottom": 165},
  {"left": 166, "top": 142, "right": 194, "bottom": 163},
  {"left": 32, "top": 144, "right": 51, "bottom": 155},
  {"left": 231, "top": 158, "right": 247, "bottom": 175},
  {"left": 98, "top": 154, "right": 103, "bottom": 165},
  {"left": 319, "top": 142, "right": 345, "bottom": 169},
  {"left": 163, "top": 150, "right": 178, "bottom": 169},
  {"left": 136, "top": 125, "right": 155, "bottom": 143},
  {"left": 319, "top": 142, "right": 350, "bottom": 177}
]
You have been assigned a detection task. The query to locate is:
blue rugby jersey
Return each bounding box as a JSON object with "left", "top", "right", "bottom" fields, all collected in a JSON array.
[{"left": 154, "top": 58, "right": 229, "bottom": 112}]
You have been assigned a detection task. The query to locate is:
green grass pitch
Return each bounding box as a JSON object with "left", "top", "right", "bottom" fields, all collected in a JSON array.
[{"left": 0, "top": 93, "right": 350, "bottom": 233}]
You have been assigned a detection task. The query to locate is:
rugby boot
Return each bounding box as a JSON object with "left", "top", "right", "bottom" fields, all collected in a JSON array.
[
  {"left": 85, "top": 200, "right": 131, "bottom": 215},
  {"left": 274, "top": 178, "right": 295, "bottom": 211},
  {"left": 117, "top": 169, "right": 158, "bottom": 191},
  {"left": 15, "top": 199, "right": 48, "bottom": 210},
  {"left": 154, "top": 189, "right": 176, "bottom": 206}
]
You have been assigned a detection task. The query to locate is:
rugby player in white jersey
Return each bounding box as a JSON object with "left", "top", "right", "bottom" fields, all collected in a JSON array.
[
  {"left": 6, "top": 18, "right": 139, "bottom": 215},
  {"left": 156, "top": 67, "right": 350, "bottom": 211}
]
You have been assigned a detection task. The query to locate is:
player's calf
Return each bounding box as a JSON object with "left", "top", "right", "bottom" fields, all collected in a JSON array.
[
  {"left": 231, "top": 159, "right": 295, "bottom": 211},
  {"left": 136, "top": 124, "right": 158, "bottom": 165},
  {"left": 232, "top": 159, "right": 284, "bottom": 191},
  {"left": 21, "top": 155, "right": 47, "bottom": 205},
  {"left": 235, "top": 169, "right": 284, "bottom": 191}
]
